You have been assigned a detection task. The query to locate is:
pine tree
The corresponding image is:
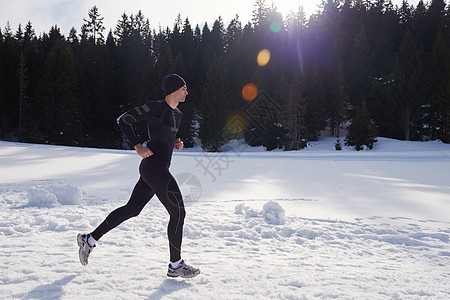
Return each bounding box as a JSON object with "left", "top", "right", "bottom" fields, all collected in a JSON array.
[
  {"left": 348, "top": 26, "right": 375, "bottom": 107},
  {"left": 19, "top": 22, "right": 39, "bottom": 142},
  {"left": 209, "top": 17, "right": 226, "bottom": 59},
  {"left": 225, "top": 15, "right": 242, "bottom": 50},
  {"left": 412, "top": 0, "right": 428, "bottom": 49},
  {"left": 113, "top": 11, "right": 153, "bottom": 110},
  {"left": 82, "top": 6, "right": 106, "bottom": 44},
  {"left": 174, "top": 18, "right": 197, "bottom": 147},
  {"left": 345, "top": 99, "right": 377, "bottom": 150},
  {"left": 180, "top": 19, "right": 195, "bottom": 65},
  {"left": 114, "top": 13, "right": 132, "bottom": 46},
  {"left": 17, "top": 51, "right": 28, "bottom": 142},
  {"left": 390, "top": 30, "right": 427, "bottom": 140},
  {"left": 169, "top": 14, "right": 183, "bottom": 58},
  {"left": 198, "top": 56, "right": 231, "bottom": 151},
  {"left": 330, "top": 61, "right": 348, "bottom": 139},
  {"left": 426, "top": 32, "right": 450, "bottom": 142},
  {"left": 3, "top": 21, "right": 12, "bottom": 38},
  {"left": 282, "top": 73, "right": 307, "bottom": 150},
  {"left": 0, "top": 27, "right": 3, "bottom": 138},
  {"left": 35, "top": 38, "right": 79, "bottom": 145},
  {"left": 365, "top": 0, "right": 398, "bottom": 75},
  {"left": 132, "top": 10, "right": 151, "bottom": 44},
  {"left": 14, "top": 24, "right": 23, "bottom": 43},
  {"left": 423, "top": 0, "right": 446, "bottom": 50},
  {"left": 1, "top": 22, "right": 19, "bottom": 140},
  {"left": 195, "top": 22, "right": 211, "bottom": 94},
  {"left": 398, "top": 0, "right": 414, "bottom": 32},
  {"left": 68, "top": 27, "right": 78, "bottom": 44},
  {"left": 223, "top": 16, "right": 244, "bottom": 115},
  {"left": 252, "top": 0, "right": 269, "bottom": 30},
  {"left": 305, "top": 64, "right": 327, "bottom": 140},
  {"left": 77, "top": 30, "right": 116, "bottom": 147}
]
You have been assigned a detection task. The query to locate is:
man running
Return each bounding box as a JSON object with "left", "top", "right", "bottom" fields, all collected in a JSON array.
[{"left": 77, "top": 74, "right": 200, "bottom": 278}]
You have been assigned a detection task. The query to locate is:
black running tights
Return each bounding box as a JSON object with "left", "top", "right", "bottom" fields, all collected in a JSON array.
[{"left": 90, "top": 156, "right": 186, "bottom": 262}]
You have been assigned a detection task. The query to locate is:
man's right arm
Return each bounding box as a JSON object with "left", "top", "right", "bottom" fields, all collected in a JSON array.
[
  {"left": 117, "top": 102, "right": 162, "bottom": 146},
  {"left": 117, "top": 109, "right": 141, "bottom": 147},
  {"left": 117, "top": 101, "right": 162, "bottom": 157}
]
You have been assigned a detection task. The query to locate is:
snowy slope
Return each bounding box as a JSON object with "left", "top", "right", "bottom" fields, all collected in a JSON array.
[{"left": 0, "top": 138, "right": 449, "bottom": 299}]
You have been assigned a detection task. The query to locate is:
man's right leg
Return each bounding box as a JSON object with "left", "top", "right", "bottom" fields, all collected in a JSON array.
[{"left": 78, "top": 177, "right": 154, "bottom": 265}]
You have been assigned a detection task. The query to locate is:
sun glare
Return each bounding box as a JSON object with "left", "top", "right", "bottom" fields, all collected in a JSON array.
[{"left": 272, "top": 0, "right": 319, "bottom": 18}]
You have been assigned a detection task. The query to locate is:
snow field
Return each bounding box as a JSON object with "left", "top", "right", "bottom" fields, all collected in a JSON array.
[{"left": 0, "top": 138, "right": 449, "bottom": 299}]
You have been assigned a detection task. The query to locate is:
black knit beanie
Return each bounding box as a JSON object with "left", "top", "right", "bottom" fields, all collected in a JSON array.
[{"left": 162, "top": 74, "right": 186, "bottom": 96}]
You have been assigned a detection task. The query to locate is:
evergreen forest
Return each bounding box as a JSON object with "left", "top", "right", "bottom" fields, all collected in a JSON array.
[{"left": 1, "top": 0, "right": 449, "bottom": 151}]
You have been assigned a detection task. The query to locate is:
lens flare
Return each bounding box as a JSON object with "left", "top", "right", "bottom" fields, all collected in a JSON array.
[
  {"left": 257, "top": 49, "right": 271, "bottom": 67},
  {"left": 242, "top": 83, "right": 258, "bottom": 101},
  {"left": 270, "top": 22, "right": 281, "bottom": 33},
  {"left": 226, "top": 111, "right": 247, "bottom": 135}
]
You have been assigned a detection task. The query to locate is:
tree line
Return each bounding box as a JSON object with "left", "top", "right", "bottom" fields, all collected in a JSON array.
[{"left": 1, "top": 0, "right": 449, "bottom": 151}]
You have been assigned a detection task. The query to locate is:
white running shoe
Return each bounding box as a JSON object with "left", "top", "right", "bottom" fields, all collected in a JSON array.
[
  {"left": 77, "top": 233, "right": 95, "bottom": 266},
  {"left": 167, "top": 260, "right": 200, "bottom": 278}
]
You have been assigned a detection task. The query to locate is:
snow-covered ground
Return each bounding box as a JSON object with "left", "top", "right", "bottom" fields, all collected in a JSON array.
[{"left": 0, "top": 137, "right": 449, "bottom": 299}]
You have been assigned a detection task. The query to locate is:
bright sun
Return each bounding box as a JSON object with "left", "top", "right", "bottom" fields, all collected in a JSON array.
[{"left": 273, "top": 0, "right": 322, "bottom": 18}]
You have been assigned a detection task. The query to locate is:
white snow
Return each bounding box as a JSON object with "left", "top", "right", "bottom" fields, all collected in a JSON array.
[
  {"left": 0, "top": 137, "right": 449, "bottom": 299},
  {"left": 27, "top": 185, "right": 82, "bottom": 208}
]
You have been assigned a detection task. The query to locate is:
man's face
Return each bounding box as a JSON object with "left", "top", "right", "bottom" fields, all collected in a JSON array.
[{"left": 174, "top": 85, "right": 188, "bottom": 102}]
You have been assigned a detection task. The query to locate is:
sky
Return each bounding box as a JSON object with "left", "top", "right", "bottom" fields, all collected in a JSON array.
[{"left": 1, "top": 0, "right": 425, "bottom": 37}]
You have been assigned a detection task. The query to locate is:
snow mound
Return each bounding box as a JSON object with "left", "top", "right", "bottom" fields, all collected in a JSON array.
[
  {"left": 234, "top": 203, "right": 259, "bottom": 217},
  {"left": 27, "top": 184, "right": 82, "bottom": 208},
  {"left": 235, "top": 200, "right": 286, "bottom": 225},
  {"left": 27, "top": 187, "right": 58, "bottom": 208},
  {"left": 262, "top": 200, "right": 286, "bottom": 225}
]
